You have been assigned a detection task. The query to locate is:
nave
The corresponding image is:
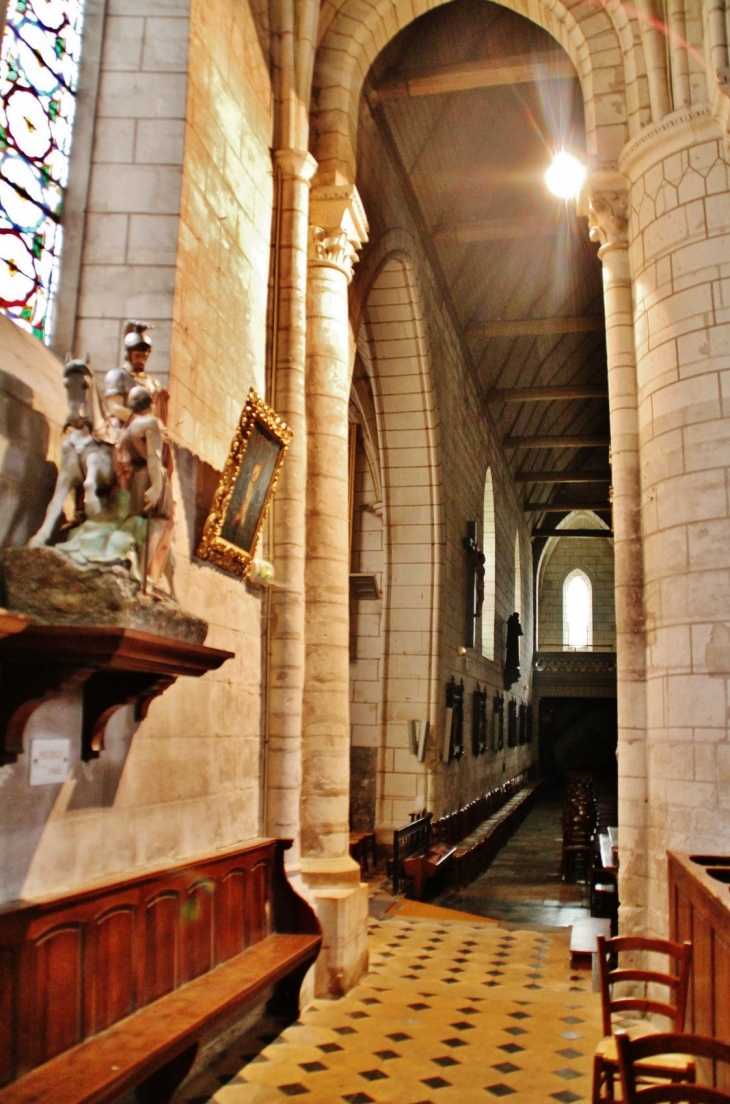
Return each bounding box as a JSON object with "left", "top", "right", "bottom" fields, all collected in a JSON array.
[{"left": 176, "top": 915, "right": 601, "bottom": 1104}]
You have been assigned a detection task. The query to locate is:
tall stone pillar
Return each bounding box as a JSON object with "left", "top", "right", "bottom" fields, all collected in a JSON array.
[
  {"left": 620, "top": 109, "right": 730, "bottom": 938},
  {"left": 588, "top": 182, "right": 648, "bottom": 936},
  {"left": 266, "top": 149, "right": 317, "bottom": 866},
  {"left": 301, "top": 184, "right": 369, "bottom": 997}
]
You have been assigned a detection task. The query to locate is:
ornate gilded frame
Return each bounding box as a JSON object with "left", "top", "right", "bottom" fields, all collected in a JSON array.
[{"left": 196, "top": 389, "right": 292, "bottom": 579}]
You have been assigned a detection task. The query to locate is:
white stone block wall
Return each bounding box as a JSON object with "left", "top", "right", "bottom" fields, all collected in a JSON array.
[
  {"left": 73, "top": 0, "right": 191, "bottom": 383},
  {"left": 623, "top": 110, "right": 730, "bottom": 937},
  {"left": 538, "top": 535, "right": 616, "bottom": 651}
]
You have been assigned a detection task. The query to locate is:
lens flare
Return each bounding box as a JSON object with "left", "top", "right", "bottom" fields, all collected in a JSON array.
[{"left": 544, "top": 150, "right": 586, "bottom": 200}]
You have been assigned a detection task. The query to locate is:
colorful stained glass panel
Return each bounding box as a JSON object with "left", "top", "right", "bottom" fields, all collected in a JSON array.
[{"left": 0, "top": 0, "right": 84, "bottom": 341}]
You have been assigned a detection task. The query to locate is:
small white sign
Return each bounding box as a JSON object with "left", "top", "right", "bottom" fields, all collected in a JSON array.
[{"left": 29, "top": 738, "right": 71, "bottom": 786}]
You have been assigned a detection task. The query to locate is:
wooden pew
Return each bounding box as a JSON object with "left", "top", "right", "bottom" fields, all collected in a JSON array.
[
  {"left": 402, "top": 843, "right": 457, "bottom": 900},
  {"left": 0, "top": 838, "right": 320, "bottom": 1104},
  {"left": 391, "top": 812, "right": 432, "bottom": 894}
]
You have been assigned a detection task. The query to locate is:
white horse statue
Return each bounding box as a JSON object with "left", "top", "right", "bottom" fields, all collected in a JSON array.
[{"left": 28, "top": 357, "right": 116, "bottom": 548}]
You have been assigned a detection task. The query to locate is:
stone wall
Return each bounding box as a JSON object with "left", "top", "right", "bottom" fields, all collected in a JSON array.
[
  {"left": 623, "top": 110, "right": 730, "bottom": 938},
  {"left": 538, "top": 535, "right": 616, "bottom": 651},
  {"left": 0, "top": 0, "right": 273, "bottom": 906}
]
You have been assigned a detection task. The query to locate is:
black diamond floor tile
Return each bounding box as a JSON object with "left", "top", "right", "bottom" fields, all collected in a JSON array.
[
  {"left": 450, "top": 1021, "right": 475, "bottom": 1031},
  {"left": 409, "top": 1002, "right": 431, "bottom": 1010},
  {"left": 556, "top": 1048, "right": 583, "bottom": 1060},
  {"left": 508, "top": 1011, "right": 530, "bottom": 1020},
  {"left": 279, "top": 1084, "right": 309, "bottom": 1096},
  {"left": 442, "top": 1037, "right": 468, "bottom": 1048},
  {"left": 343, "top": 1094, "right": 374, "bottom": 1104},
  {"left": 550, "top": 1093, "right": 583, "bottom": 1103},
  {"left": 432, "top": 1056, "right": 459, "bottom": 1067},
  {"left": 504, "top": 1026, "right": 527, "bottom": 1036},
  {"left": 422, "top": 1076, "right": 451, "bottom": 1089},
  {"left": 554, "top": 1068, "right": 583, "bottom": 1080},
  {"left": 349, "top": 1011, "right": 368, "bottom": 1019},
  {"left": 374, "top": 1050, "right": 400, "bottom": 1060},
  {"left": 319, "top": 1042, "right": 344, "bottom": 1054},
  {"left": 360, "top": 1069, "right": 388, "bottom": 1081},
  {"left": 361, "top": 997, "right": 381, "bottom": 1005},
  {"left": 334, "top": 1026, "right": 357, "bottom": 1035},
  {"left": 485, "top": 1083, "right": 516, "bottom": 1096},
  {"left": 458, "top": 1006, "right": 479, "bottom": 1014},
  {"left": 299, "top": 1061, "right": 327, "bottom": 1073},
  {"left": 561, "top": 1016, "right": 584, "bottom": 1024},
  {"left": 499, "top": 1043, "right": 525, "bottom": 1054},
  {"left": 442, "top": 977, "right": 458, "bottom": 984},
  {"left": 492, "top": 1062, "right": 521, "bottom": 1074}
]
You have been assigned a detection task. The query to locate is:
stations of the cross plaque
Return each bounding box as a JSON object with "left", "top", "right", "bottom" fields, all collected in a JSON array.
[{"left": 462, "top": 520, "right": 486, "bottom": 649}]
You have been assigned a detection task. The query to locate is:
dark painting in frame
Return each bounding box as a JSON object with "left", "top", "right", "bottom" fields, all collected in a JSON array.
[{"left": 197, "top": 389, "right": 292, "bottom": 579}]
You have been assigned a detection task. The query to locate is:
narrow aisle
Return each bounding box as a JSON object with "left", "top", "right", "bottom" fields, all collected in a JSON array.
[
  {"left": 436, "top": 791, "right": 591, "bottom": 928},
  {"left": 176, "top": 916, "right": 602, "bottom": 1104}
]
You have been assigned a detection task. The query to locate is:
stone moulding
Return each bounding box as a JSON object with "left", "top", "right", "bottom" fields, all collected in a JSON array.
[{"left": 0, "top": 613, "right": 233, "bottom": 764}]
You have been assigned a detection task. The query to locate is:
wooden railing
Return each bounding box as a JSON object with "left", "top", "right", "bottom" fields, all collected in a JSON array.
[{"left": 668, "top": 851, "right": 730, "bottom": 1045}]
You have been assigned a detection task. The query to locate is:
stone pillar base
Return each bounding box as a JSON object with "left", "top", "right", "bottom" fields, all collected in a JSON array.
[{"left": 299, "top": 861, "right": 369, "bottom": 998}]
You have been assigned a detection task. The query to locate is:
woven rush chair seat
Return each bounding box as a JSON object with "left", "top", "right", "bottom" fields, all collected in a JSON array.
[{"left": 615, "top": 1031, "right": 730, "bottom": 1104}]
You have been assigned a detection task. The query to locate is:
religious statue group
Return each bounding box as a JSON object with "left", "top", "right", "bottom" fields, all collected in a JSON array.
[{"left": 29, "top": 321, "right": 175, "bottom": 597}]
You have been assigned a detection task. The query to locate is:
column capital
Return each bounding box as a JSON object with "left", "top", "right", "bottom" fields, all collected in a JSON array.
[
  {"left": 274, "top": 148, "right": 318, "bottom": 182},
  {"left": 308, "top": 184, "right": 369, "bottom": 282},
  {"left": 588, "top": 189, "right": 629, "bottom": 249}
]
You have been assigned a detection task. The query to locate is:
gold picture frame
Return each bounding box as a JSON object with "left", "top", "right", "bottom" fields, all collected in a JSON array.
[{"left": 196, "top": 389, "right": 292, "bottom": 579}]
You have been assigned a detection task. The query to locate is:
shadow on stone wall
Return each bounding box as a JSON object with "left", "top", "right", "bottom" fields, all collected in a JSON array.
[
  {"left": 175, "top": 443, "right": 222, "bottom": 558},
  {"left": 0, "top": 370, "right": 57, "bottom": 548}
]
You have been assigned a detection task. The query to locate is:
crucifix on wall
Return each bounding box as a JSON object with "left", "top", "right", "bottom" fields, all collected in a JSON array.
[{"left": 462, "top": 521, "right": 486, "bottom": 649}]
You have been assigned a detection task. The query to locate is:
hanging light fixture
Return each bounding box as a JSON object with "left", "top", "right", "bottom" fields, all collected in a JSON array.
[{"left": 544, "top": 149, "right": 587, "bottom": 201}]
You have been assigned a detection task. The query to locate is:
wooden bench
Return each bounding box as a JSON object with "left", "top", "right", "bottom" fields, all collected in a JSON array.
[
  {"left": 391, "top": 812, "right": 432, "bottom": 895},
  {"left": 402, "top": 843, "right": 457, "bottom": 901},
  {"left": 349, "top": 830, "right": 377, "bottom": 873},
  {"left": 450, "top": 777, "right": 542, "bottom": 889},
  {"left": 0, "top": 838, "right": 320, "bottom": 1104}
]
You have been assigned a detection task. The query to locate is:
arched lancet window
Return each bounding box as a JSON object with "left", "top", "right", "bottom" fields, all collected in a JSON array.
[
  {"left": 513, "top": 531, "right": 521, "bottom": 619},
  {"left": 0, "top": 0, "right": 84, "bottom": 341},
  {"left": 563, "top": 569, "right": 592, "bottom": 650},
  {"left": 481, "top": 467, "right": 496, "bottom": 660}
]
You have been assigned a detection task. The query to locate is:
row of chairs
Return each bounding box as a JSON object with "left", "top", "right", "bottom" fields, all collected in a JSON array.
[
  {"left": 431, "top": 771, "right": 530, "bottom": 847},
  {"left": 562, "top": 771, "right": 598, "bottom": 882},
  {"left": 594, "top": 932, "right": 730, "bottom": 1102}
]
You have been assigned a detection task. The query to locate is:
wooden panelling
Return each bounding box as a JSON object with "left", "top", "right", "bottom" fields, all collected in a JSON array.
[
  {"left": 0, "top": 950, "right": 16, "bottom": 1085},
  {"left": 90, "top": 908, "right": 135, "bottom": 1034},
  {"left": 144, "top": 893, "right": 178, "bottom": 1004},
  {"left": 0, "top": 838, "right": 286, "bottom": 1085},
  {"left": 185, "top": 880, "right": 214, "bottom": 982},
  {"left": 668, "top": 851, "right": 730, "bottom": 1088},
  {"left": 33, "top": 926, "right": 83, "bottom": 1064},
  {"left": 217, "top": 869, "right": 246, "bottom": 963}
]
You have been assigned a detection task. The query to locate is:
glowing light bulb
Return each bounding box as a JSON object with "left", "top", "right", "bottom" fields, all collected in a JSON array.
[{"left": 544, "top": 150, "right": 587, "bottom": 200}]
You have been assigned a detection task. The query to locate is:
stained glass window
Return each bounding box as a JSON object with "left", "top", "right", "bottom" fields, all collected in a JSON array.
[{"left": 0, "top": 0, "right": 84, "bottom": 341}]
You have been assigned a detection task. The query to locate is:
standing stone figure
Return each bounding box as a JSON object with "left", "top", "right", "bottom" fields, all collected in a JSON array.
[
  {"left": 504, "top": 611, "right": 523, "bottom": 690},
  {"left": 105, "top": 321, "right": 169, "bottom": 431},
  {"left": 115, "top": 386, "right": 175, "bottom": 593}
]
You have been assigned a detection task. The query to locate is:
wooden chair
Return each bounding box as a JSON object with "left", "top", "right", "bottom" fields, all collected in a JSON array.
[
  {"left": 592, "top": 935, "right": 693, "bottom": 1104},
  {"left": 616, "top": 1031, "right": 730, "bottom": 1103}
]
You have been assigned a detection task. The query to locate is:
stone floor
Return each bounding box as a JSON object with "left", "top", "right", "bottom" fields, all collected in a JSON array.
[
  {"left": 175, "top": 792, "right": 609, "bottom": 1103},
  {"left": 176, "top": 914, "right": 602, "bottom": 1104}
]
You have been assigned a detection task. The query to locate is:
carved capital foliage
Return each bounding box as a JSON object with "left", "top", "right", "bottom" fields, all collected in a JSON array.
[
  {"left": 588, "top": 189, "right": 629, "bottom": 248},
  {"left": 308, "top": 184, "right": 369, "bottom": 281}
]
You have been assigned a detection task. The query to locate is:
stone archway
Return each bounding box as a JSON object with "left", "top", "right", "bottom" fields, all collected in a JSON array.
[
  {"left": 355, "top": 246, "right": 443, "bottom": 832},
  {"left": 311, "top": 0, "right": 647, "bottom": 188}
]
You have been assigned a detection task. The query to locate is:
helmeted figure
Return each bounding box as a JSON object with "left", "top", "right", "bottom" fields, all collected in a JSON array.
[{"left": 104, "top": 321, "right": 169, "bottom": 432}]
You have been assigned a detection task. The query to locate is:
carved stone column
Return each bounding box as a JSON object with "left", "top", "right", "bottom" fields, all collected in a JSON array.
[
  {"left": 588, "top": 180, "right": 648, "bottom": 936},
  {"left": 301, "top": 184, "right": 369, "bottom": 997},
  {"left": 266, "top": 148, "right": 317, "bottom": 866}
]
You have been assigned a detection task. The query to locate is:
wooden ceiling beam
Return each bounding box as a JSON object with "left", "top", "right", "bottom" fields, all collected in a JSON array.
[
  {"left": 470, "top": 316, "right": 605, "bottom": 338},
  {"left": 515, "top": 470, "right": 611, "bottom": 483},
  {"left": 435, "top": 217, "right": 556, "bottom": 244},
  {"left": 373, "top": 52, "right": 576, "bottom": 100},
  {"left": 505, "top": 435, "right": 611, "bottom": 449},
  {"left": 524, "top": 501, "right": 611, "bottom": 512},
  {"left": 532, "top": 528, "right": 614, "bottom": 538},
  {"left": 490, "top": 385, "right": 609, "bottom": 402}
]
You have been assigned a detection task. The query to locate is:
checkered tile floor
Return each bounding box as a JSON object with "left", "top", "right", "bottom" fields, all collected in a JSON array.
[{"left": 175, "top": 915, "right": 603, "bottom": 1103}]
